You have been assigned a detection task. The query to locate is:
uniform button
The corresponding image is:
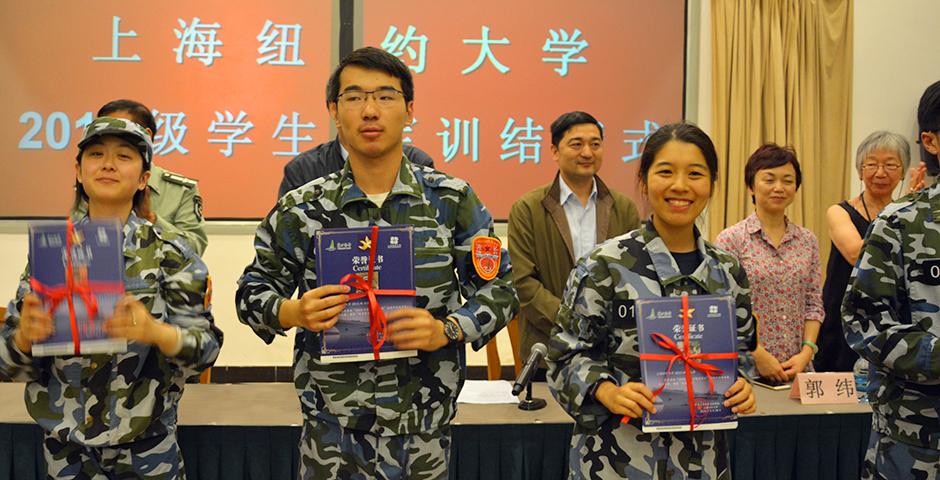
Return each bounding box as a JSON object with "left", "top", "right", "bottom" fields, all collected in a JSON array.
[
  {"left": 90, "top": 362, "right": 98, "bottom": 369},
  {"left": 85, "top": 415, "right": 94, "bottom": 425}
]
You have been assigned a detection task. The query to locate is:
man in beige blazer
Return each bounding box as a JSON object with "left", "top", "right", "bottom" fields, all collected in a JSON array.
[{"left": 508, "top": 111, "right": 641, "bottom": 373}]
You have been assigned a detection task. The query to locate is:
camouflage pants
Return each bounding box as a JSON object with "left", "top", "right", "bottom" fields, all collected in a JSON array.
[
  {"left": 43, "top": 431, "right": 184, "bottom": 480},
  {"left": 863, "top": 431, "right": 940, "bottom": 479},
  {"left": 299, "top": 419, "right": 450, "bottom": 480},
  {"left": 568, "top": 422, "right": 730, "bottom": 480}
]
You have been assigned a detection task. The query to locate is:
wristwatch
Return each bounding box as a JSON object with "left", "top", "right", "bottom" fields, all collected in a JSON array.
[{"left": 442, "top": 318, "right": 462, "bottom": 345}]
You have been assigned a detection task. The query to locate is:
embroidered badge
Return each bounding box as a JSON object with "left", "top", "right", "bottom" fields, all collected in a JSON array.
[
  {"left": 194, "top": 196, "right": 204, "bottom": 222},
  {"left": 472, "top": 236, "right": 501, "bottom": 281}
]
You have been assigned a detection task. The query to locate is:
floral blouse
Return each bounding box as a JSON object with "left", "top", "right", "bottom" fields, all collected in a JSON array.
[{"left": 716, "top": 213, "right": 823, "bottom": 363}]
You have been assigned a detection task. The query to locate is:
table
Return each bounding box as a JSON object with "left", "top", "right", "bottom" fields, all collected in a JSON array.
[{"left": 0, "top": 383, "right": 871, "bottom": 480}]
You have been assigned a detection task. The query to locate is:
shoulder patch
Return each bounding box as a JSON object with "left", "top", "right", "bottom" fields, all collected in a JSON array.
[
  {"left": 162, "top": 171, "right": 198, "bottom": 188},
  {"left": 194, "top": 195, "right": 204, "bottom": 222},
  {"left": 472, "top": 236, "right": 501, "bottom": 281}
]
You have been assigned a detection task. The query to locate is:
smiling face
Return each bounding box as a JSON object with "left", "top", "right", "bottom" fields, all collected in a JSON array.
[
  {"left": 749, "top": 162, "right": 797, "bottom": 215},
  {"left": 643, "top": 139, "right": 712, "bottom": 236},
  {"left": 860, "top": 148, "right": 904, "bottom": 198},
  {"left": 328, "top": 65, "right": 414, "bottom": 163},
  {"left": 75, "top": 135, "right": 149, "bottom": 210},
  {"left": 553, "top": 123, "right": 603, "bottom": 185}
]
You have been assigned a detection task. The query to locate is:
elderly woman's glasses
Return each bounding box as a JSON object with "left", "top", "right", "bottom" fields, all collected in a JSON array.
[{"left": 861, "top": 162, "right": 902, "bottom": 173}]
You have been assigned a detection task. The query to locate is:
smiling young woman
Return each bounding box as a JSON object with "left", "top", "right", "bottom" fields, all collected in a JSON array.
[
  {"left": 547, "top": 123, "right": 758, "bottom": 479},
  {"left": 0, "top": 117, "right": 222, "bottom": 479}
]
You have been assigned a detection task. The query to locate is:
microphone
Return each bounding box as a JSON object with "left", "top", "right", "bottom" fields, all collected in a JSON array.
[{"left": 512, "top": 343, "right": 547, "bottom": 396}]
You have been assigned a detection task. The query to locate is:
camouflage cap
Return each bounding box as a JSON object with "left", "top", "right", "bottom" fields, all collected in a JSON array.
[{"left": 77, "top": 116, "right": 153, "bottom": 169}]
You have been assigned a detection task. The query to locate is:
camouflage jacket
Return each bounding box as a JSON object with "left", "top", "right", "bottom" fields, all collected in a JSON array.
[
  {"left": 548, "top": 220, "right": 756, "bottom": 431},
  {"left": 843, "top": 183, "right": 940, "bottom": 449},
  {"left": 236, "top": 158, "right": 518, "bottom": 436},
  {"left": 0, "top": 212, "right": 222, "bottom": 447}
]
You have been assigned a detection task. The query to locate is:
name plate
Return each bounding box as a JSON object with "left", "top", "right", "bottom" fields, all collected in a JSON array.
[{"left": 788, "top": 372, "right": 859, "bottom": 404}]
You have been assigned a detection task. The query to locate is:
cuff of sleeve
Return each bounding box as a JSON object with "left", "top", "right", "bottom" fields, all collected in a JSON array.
[
  {"left": 268, "top": 297, "right": 288, "bottom": 338},
  {"left": 3, "top": 335, "right": 34, "bottom": 366},
  {"left": 577, "top": 375, "right": 618, "bottom": 426},
  {"left": 449, "top": 309, "right": 478, "bottom": 344},
  {"left": 170, "top": 325, "right": 191, "bottom": 358}
]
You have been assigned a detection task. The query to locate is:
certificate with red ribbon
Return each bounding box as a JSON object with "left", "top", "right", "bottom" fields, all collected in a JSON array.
[
  {"left": 28, "top": 219, "right": 127, "bottom": 357},
  {"left": 636, "top": 294, "right": 739, "bottom": 432},
  {"left": 315, "top": 225, "right": 417, "bottom": 364}
]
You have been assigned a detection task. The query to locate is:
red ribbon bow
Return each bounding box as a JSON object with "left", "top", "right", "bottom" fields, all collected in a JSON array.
[
  {"left": 638, "top": 295, "right": 738, "bottom": 431},
  {"left": 338, "top": 225, "right": 416, "bottom": 361},
  {"left": 29, "top": 219, "right": 123, "bottom": 355}
]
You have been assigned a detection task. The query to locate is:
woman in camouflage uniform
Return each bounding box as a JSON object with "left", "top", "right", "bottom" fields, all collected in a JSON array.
[
  {"left": 548, "top": 123, "right": 757, "bottom": 479},
  {"left": 0, "top": 117, "right": 222, "bottom": 479}
]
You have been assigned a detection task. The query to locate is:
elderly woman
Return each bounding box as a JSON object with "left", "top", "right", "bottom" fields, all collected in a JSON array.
[
  {"left": 814, "top": 131, "right": 920, "bottom": 372},
  {"left": 716, "top": 144, "right": 823, "bottom": 383}
]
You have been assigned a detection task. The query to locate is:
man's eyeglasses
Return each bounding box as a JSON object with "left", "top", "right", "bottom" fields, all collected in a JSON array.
[
  {"left": 861, "top": 163, "right": 903, "bottom": 173},
  {"left": 337, "top": 88, "right": 404, "bottom": 108}
]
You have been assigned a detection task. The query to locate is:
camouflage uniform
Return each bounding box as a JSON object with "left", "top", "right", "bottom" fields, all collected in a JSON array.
[
  {"left": 74, "top": 165, "right": 208, "bottom": 256},
  {"left": 0, "top": 212, "right": 222, "bottom": 479},
  {"left": 842, "top": 183, "right": 940, "bottom": 480},
  {"left": 547, "top": 221, "right": 756, "bottom": 480},
  {"left": 236, "top": 158, "right": 518, "bottom": 479}
]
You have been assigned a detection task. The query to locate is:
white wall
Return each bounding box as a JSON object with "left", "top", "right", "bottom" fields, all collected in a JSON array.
[{"left": 851, "top": 1, "right": 940, "bottom": 195}]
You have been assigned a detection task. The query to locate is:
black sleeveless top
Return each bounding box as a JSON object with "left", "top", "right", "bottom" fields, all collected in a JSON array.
[{"left": 813, "top": 200, "right": 871, "bottom": 372}]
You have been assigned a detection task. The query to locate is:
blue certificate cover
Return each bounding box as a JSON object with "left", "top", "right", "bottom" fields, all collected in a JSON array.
[
  {"left": 28, "top": 221, "right": 127, "bottom": 357},
  {"left": 315, "top": 226, "right": 416, "bottom": 363},
  {"left": 635, "top": 295, "right": 738, "bottom": 432}
]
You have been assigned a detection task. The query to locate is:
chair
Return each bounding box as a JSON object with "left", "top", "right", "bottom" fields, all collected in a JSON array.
[{"left": 485, "top": 315, "right": 522, "bottom": 380}]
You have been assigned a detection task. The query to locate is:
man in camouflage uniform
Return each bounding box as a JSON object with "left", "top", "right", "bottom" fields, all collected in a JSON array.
[
  {"left": 75, "top": 99, "right": 208, "bottom": 255},
  {"left": 236, "top": 47, "right": 518, "bottom": 479},
  {"left": 843, "top": 79, "right": 940, "bottom": 480},
  {"left": 547, "top": 221, "right": 756, "bottom": 479},
  {"left": 0, "top": 117, "right": 222, "bottom": 479}
]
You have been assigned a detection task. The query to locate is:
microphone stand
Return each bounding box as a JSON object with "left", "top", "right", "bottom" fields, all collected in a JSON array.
[{"left": 518, "top": 380, "right": 547, "bottom": 411}]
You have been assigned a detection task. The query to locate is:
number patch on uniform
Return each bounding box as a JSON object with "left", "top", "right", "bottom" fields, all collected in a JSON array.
[
  {"left": 920, "top": 260, "right": 940, "bottom": 286},
  {"left": 612, "top": 299, "right": 636, "bottom": 329}
]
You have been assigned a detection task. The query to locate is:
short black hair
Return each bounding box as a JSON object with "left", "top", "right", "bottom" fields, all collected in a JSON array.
[
  {"left": 744, "top": 144, "right": 802, "bottom": 203},
  {"left": 325, "top": 47, "right": 414, "bottom": 107},
  {"left": 550, "top": 111, "right": 603, "bottom": 147},
  {"left": 637, "top": 123, "right": 719, "bottom": 188},
  {"left": 97, "top": 99, "right": 157, "bottom": 137},
  {"left": 918, "top": 79, "right": 940, "bottom": 134}
]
